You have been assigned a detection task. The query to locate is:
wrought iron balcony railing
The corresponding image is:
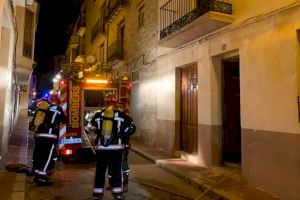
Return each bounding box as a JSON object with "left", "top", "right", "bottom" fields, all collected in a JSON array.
[
  {"left": 107, "top": 39, "right": 124, "bottom": 62},
  {"left": 160, "top": 0, "right": 232, "bottom": 39},
  {"left": 91, "top": 18, "right": 105, "bottom": 43}
]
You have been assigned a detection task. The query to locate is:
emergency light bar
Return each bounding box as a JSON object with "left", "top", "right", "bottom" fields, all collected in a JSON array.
[{"left": 86, "top": 79, "right": 108, "bottom": 84}]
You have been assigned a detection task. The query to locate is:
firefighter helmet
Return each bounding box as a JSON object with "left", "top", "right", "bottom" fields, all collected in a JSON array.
[
  {"left": 104, "top": 93, "right": 118, "bottom": 105},
  {"left": 48, "top": 93, "right": 60, "bottom": 104}
]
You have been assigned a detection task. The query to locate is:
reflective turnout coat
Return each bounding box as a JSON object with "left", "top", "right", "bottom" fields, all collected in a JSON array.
[
  {"left": 32, "top": 103, "right": 65, "bottom": 178},
  {"left": 90, "top": 106, "right": 135, "bottom": 196}
]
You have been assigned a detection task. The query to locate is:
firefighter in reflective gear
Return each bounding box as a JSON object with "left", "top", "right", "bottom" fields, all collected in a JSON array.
[
  {"left": 29, "top": 97, "right": 49, "bottom": 131},
  {"left": 121, "top": 116, "right": 135, "bottom": 192},
  {"left": 107, "top": 105, "right": 136, "bottom": 192},
  {"left": 90, "top": 93, "right": 135, "bottom": 200},
  {"left": 32, "top": 93, "right": 65, "bottom": 184}
]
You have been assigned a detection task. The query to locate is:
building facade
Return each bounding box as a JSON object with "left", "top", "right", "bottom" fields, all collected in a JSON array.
[
  {"left": 151, "top": 0, "right": 300, "bottom": 199},
  {"left": 0, "top": 0, "right": 37, "bottom": 158},
  {"left": 65, "top": 0, "right": 300, "bottom": 199}
]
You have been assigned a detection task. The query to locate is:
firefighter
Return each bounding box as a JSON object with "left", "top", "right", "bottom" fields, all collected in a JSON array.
[
  {"left": 29, "top": 96, "right": 49, "bottom": 132},
  {"left": 90, "top": 93, "right": 135, "bottom": 200},
  {"left": 107, "top": 105, "right": 135, "bottom": 192},
  {"left": 32, "top": 93, "right": 65, "bottom": 184},
  {"left": 120, "top": 114, "right": 135, "bottom": 192}
]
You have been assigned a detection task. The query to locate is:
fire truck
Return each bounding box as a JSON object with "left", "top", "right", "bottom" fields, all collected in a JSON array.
[{"left": 54, "top": 69, "right": 132, "bottom": 160}]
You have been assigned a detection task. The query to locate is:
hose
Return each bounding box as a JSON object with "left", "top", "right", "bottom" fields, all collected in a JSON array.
[
  {"left": 82, "top": 129, "right": 96, "bottom": 155},
  {"left": 195, "top": 168, "right": 238, "bottom": 200},
  {"left": 6, "top": 162, "right": 30, "bottom": 172}
]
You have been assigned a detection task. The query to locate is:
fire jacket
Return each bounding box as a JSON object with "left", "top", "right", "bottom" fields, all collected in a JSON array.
[
  {"left": 90, "top": 106, "right": 136, "bottom": 151},
  {"left": 35, "top": 103, "right": 66, "bottom": 141}
]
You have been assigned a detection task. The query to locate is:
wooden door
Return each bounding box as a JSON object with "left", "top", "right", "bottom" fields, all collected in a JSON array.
[
  {"left": 180, "top": 64, "right": 198, "bottom": 153},
  {"left": 222, "top": 60, "right": 241, "bottom": 163}
]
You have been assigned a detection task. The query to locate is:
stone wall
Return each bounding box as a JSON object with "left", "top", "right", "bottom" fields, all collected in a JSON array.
[{"left": 126, "top": 0, "right": 159, "bottom": 146}]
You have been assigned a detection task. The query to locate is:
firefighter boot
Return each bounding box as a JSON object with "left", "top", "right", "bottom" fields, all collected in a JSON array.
[
  {"left": 123, "top": 171, "right": 129, "bottom": 192},
  {"left": 92, "top": 194, "right": 103, "bottom": 200},
  {"left": 123, "top": 183, "right": 128, "bottom": 193},
  {"left": 106, "top": 177, "right": 112, "bottom": 190},
  {"left": 113, "top": 194, "right": 124, "bottom": 200}
]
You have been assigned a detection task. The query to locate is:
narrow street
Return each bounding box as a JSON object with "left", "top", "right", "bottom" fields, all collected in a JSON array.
[{"left": 25, "top": 151, "right": 208, "bottom": 200}]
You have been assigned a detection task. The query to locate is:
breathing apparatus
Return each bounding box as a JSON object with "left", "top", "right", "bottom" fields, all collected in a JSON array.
[{"left": 102, "top": 105, "right": 115, "bottom": 146}]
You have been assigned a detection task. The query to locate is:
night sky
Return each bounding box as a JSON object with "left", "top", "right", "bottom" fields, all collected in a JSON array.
[
  {"left": 34, "top": 0, "right": 83, "bottom": 69},
  {"left": 33, "top": 0, "right": 83, "bottom": 91}
]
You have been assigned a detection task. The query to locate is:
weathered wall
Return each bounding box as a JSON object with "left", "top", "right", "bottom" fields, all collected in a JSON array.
[
  {"left": 0, "top": 1, "right": 15, "bottom": 159},
  {"left": 15, "top": 5, "right": 37, "bottom": 112},
  {"left": 126, "top": 0, "right": 159, "bottom": 146},
  {"left": 156, "top": 1, "right": 300, "bottom": 198}
]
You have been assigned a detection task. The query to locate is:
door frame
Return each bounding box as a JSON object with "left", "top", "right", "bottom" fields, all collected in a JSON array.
[
  {"left": 175, "top": 62, "right": 198, "bottom": 154},
  {"left": 221, "top": 56, "right": 241, "bottom": 164}
]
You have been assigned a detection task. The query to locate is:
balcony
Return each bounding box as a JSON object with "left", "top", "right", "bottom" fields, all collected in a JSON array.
[
  {"left": 68, "top": 35, "right": 80, "bottom": 47},
  {"left": 77, "top": 12, "right": 86, "bottom": 37},
  {"left": 107, "top": 39, "right": 124, "bottom": 63},
  {"left": 107, "top": 0, "right": 127, "bottom": 24},
  {"left": 75, "top": 43, "right": 86, "bottom": 63},
  {"left": 160, "top": 0, "right": 234, "bottom": 48},
  {"left": 91, "top": 18, "right": 105, "bottom": 43}
]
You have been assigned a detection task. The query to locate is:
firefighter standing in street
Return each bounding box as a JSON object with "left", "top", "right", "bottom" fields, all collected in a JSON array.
[
  {"left": 107, "top": 105, "right": 135, "bottom": 192},
  {"left": 90, "top": 93, "right": 135, "bottom": 200},
  {"left": 31, "top": 93, "right": 66, "bottom": 184}
]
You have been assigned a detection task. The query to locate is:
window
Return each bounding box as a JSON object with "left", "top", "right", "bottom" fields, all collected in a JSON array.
[
  {"left": 119, "top": 23, "right": 125, "bottom": 58},
  {"left": 138, "top": 5, "right": 145, "bottom": 28},
  {"left": 23, "top": 9, "right": 34, "bottom": 58},
  {"left": 98, "top": 44, "right": 105, "bottom": 63}
]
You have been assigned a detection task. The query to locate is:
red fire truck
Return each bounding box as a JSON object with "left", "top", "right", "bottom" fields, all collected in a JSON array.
[{"left": 56, "top": 76, "right": 131, "bottom": 160}]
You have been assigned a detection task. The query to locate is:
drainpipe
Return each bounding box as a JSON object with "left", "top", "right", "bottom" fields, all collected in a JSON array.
[{"left": 297, "top": 30, "right": 300, "bottom": 122}]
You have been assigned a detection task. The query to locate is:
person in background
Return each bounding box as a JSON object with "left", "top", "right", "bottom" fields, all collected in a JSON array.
[
  {"left": 90, "top": 93, "right": 135, "bottom": 200},
  {"left": 31, "top": 93, "right": 65, "bottom": 184}
]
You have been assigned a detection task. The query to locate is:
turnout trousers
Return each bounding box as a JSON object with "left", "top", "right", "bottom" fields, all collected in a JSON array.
[
  {"left": 108, "top": 149, "right": 129, "bottom": 189},
  {"left": 32, "top": 137, "right": 57, "bottom": 181},
  {"left": 93, "top": 150, "right": 123, "bottom": 196}
]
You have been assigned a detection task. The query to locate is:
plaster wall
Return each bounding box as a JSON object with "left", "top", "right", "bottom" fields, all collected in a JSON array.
[
  {"left": 232, "top": 0, "right": 298, "bottom": 24},
  {"left": 126, "top": 0, "right": 159, "bottom": 146},
  {"left": 155, "top": 2, "right": 300, "bottom": 198},
  {"left": 0, "top": 0, "right": 15, "bottom": 159},
  {"left": 0, "top": 28, "right": 11, "bottom": 158},
  {"left": 15, "top": 5, "right": 37, "bottom": 112},
  {"left": 157, "top": 2, "right": 300, "bottom": 135},
  {"left": 208, "top": 4, "right": 300, "bottom": 134},
  {"left": 15, "top": 6, "right": 36, "bottom": 68}
]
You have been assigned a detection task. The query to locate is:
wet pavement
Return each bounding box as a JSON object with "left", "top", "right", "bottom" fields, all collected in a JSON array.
[
  {"left": 25, "top": 151, "right": 205, "bottom": 200},
  {"left": 0, "top": 110, "right": 280, "bottom": 200}
]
